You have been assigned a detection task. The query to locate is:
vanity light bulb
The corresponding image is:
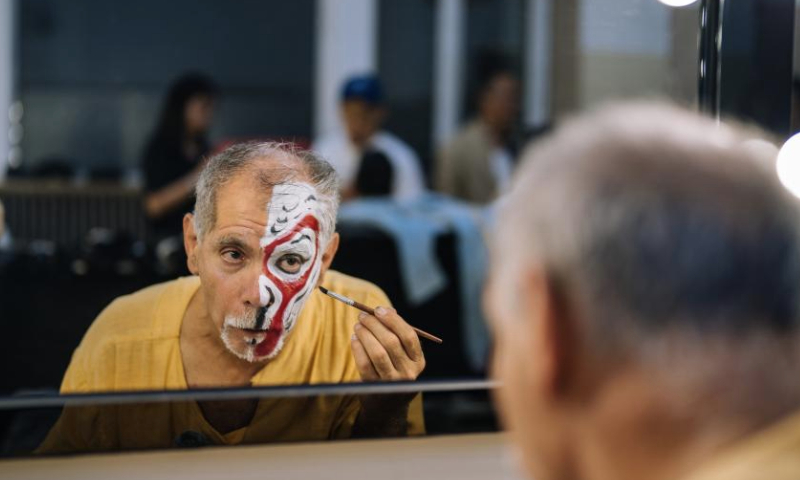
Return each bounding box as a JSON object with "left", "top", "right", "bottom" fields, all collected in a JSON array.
[
  {"left": 657, "top": 0, "right": 700, "bottom": 7},
  {"left": 776, "top": 133, "right": 800, "bottom": 198}
]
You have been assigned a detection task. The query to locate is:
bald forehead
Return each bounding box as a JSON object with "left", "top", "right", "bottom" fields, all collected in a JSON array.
[
  {"left": 245, "top": 154, "right": 313, "bottom": 187},
  {"left": 210, "top": 155, "right": 315, "bottom": 227}
]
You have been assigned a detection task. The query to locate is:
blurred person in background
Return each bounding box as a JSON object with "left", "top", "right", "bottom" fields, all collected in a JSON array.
[
  {"left": 352, "top": 150, "right": 394, "bottom": 199},
  {"left": 0, "top": 198, "right": 10, "bottom": 251},
  {"left": 487, "top": 103, "right": 800, "bottom": 480},
  {"left": 142, "top": 73, "right": 219, "bottom": 248},
  {"left": 313, "top": 74, "right": 425, "bottom": 202},
  {"left": 435, "top": 70, "right": 520, "bottom": 204}
]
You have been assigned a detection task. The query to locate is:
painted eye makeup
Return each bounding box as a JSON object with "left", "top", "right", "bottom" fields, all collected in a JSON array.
[{"left": 275, "top": 253, "right": 306, "bottom": 274}]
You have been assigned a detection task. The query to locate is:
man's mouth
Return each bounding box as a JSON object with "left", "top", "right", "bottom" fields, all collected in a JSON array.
[
  {"left": 223, "top": 308, "right": 285, "bottom": 358},
  {"left": 240, "top": 327, "right": 273, "bottom": 334},
  {"left": 235, "top": 321, "right": 284, "bottom": 355}
]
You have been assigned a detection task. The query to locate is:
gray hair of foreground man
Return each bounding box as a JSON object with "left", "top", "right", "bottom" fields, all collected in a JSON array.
[
  {"left": 495, "top": 102, "right": 800, "bottom": 379},
  {"left": 193, "top": 142, "right": 340, "bottom": 245}
]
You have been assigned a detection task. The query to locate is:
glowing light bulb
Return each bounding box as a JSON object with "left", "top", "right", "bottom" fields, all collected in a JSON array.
[
  {"left": 776, "top": 133, "right": 800, "bottom": 198},
  {"left": 657, "top": 0, "right": 700, "bottom": 7}
]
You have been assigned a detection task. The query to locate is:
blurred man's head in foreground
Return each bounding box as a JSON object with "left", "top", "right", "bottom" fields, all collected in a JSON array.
[{"left": 487, "top": 102, "right": 800, "bottom": 480}]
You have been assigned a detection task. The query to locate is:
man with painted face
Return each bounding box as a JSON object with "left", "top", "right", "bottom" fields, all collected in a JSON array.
[{"left": 40, "top": 142, "right": 425, "bottom": 451}]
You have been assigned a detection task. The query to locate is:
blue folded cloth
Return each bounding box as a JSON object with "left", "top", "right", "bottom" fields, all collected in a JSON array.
[{"left": 338, "top": 194, "right": 490, "bottom": 371}]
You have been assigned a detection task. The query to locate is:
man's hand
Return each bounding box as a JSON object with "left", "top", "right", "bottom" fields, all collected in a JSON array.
[{"left": 351, "top": 306, "right": 426, "bottom": 381}]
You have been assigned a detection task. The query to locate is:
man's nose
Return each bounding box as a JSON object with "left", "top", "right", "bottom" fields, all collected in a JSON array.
[{"left": 244, "top": 272, "right": 275, "bottom": 309}]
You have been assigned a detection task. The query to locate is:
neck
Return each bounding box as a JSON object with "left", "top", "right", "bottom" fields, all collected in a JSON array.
[{"left": 574, "top": 365, "right": 800, "bottom": 480}]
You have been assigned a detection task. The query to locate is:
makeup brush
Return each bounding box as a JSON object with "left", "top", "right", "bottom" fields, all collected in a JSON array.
[{"left": 318, "top": 286, "right": 443, "bottom": 344}]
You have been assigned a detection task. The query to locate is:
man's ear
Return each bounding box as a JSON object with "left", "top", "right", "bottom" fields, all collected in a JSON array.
[
  {"left": 316, "top": 232, "right": 340, "bottom": 286},
  {"left": 183, "top": 213, "right": 200, "bottom": 275},
  {"left": 525, "top": 270, "right": 578, "bottom": 400}
]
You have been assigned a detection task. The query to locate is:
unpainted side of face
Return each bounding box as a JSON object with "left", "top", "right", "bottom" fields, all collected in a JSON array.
[{"left": 189, "top": 170, "right": 326, "bottom": 363}]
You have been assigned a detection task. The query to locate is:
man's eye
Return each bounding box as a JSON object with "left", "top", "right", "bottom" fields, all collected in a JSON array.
[
  {"left": 222, "top": 250, "right": 244, "bottom": 263},
  {"left": 276, "top": 254, "right": 305, "bottom": 274}
]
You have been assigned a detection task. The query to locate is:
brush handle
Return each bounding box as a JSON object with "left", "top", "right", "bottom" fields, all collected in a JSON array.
[{"left": 320, "top": 287, "right": 443, "bottom": 344}]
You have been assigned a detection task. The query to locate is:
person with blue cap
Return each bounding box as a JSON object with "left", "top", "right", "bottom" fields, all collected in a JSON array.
[{"left": 313, "top": 74, "right": 425, "bottom": 201}]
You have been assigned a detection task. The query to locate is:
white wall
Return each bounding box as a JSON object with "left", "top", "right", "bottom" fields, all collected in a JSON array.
[
  {"left": 580, "top": 0, "right": 670, "bottom": 55},
  {"left": 314, "top": 0, "right": 378, "bottom": 138},
  {"left": 577, "top": 0, "right": 674, "bottom": 107},
  {"left": 432, "top": 0, "right": 465, "bottom": 148},
  {"left": 0, "top": 0, "right": 15, "bottom": 181},
  {"left": 525, "top": 0, "right": 553, "bottom": 128}
]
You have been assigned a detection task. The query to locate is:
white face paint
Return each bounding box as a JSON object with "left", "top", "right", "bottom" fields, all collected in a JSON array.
[{"left": 221, "top": 182, "right": 325, "bottom": 362}]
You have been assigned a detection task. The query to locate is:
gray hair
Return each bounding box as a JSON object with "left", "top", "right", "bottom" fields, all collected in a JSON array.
[
  {"left": 194, "top": 141, "right": 340, "bottom": 246},
  {"left": 495, "top": 102, "right": 800, "bottom": 371}
]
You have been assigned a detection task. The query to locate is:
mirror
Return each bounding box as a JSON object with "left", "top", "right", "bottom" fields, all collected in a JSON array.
[{"left": 0, "top": 0, "right": 704, "bottom": 457}]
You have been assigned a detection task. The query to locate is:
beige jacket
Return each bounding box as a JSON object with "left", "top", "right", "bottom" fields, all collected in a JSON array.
[{"left": 435, "top": 120, "right": 502, "bottom": 204}]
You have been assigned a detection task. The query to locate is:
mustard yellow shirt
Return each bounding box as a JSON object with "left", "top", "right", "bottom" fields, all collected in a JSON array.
[
  {"left": 681, "top": 409, "right": 800, "bottom": 480},
  {"left": 39, "top": 270, "right": 424, "bottom": 453}
]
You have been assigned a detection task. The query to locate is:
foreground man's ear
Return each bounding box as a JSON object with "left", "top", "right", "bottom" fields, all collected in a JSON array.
[
  {"left": 183, "top": 213, "right": 200, "bottom": 275},
  {"left": 525, "top": 269, "right": 580, "bottom": 400},
  {"left": 317, "top": 232, "right": 340, "bottom": 285}
]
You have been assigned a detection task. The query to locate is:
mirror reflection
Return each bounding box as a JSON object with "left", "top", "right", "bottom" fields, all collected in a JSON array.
[
  {"left": 0, "top": 0, "right": 705, "bottom": 460},
  {"left": 0, "top": 0, "right": 702, "bottom": 396}
]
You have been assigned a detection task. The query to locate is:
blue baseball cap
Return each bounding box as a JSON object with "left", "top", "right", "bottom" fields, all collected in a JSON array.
[{"left": 341, "top": 74, "right": 384, "bottom": 105}]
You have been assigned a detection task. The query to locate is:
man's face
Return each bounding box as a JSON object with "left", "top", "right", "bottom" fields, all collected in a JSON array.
[
  {"left": 480, "top": 74, "right": 520, "bottom": 134},
  {"left": 342, "top": 100, "right": 384, "bottom": 146},
  {"left": 191, "top": 171, "right": 326, "bottom": 362}
]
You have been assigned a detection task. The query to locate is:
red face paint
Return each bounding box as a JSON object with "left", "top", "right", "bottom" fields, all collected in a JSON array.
[{"left": 255, "top": 214, "right": 321, "bottom": 358}]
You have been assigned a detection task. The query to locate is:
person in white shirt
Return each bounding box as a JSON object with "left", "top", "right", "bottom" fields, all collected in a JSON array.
[{"left": 313, "top": 74, "right": 426, "bottom": 202}]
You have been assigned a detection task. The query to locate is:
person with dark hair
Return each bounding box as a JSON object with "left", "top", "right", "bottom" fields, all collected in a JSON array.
[
  {"left": 313, "top": 74, "right": 425, "bottom": 202},
  {"left": 142, "top": 73, "right": 219, "bottom": 243},
  {"left": 435, "top": 70, "right": 520, "bottom": 204}
]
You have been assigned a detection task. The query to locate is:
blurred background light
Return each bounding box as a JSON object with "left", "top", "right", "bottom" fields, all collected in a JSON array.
[{"left": 776, "top": 133, "right": 800, "bottom": 198}]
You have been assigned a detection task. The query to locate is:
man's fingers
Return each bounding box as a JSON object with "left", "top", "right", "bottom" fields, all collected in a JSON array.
[
  {"left": 358, "top": 313, "right": 412, "bottom": 369},
  {"left": 351, "top": 335, "right": 379, "bottom": 381},
  {"left": 373, "top": 306, "right": 424, "bottom": 363},
  {"left": 354, "top": 322, "right": 397, "bottom": 379}
]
